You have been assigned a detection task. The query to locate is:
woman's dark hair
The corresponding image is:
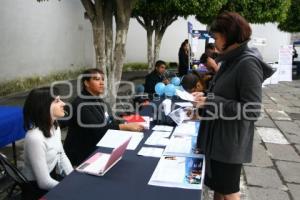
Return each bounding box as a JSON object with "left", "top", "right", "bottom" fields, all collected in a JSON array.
[
  {"left": 181, "top": 70, "right": 210, "bottom": 92},
  {"left": 209, "top": 11, "right": 252, "bottom": 50},
  {"left": 180, "top": 39, "right": 189, "bottom": 50},
  {"left": 23, "top": 87, "right": 59, "bottom": 138},
  {"left": 205, "top": 43, "right": 215, "bottom": 50},
  {"left": 81, "top": 68, "right": 104, "bottom": 89}
]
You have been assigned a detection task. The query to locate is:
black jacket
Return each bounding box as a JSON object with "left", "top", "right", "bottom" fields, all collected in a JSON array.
[
  {"left": 178, "top": 49, "right": 189, "bottom": 76},
  {"left": 64, "top": 89, "right": 120, "bottom": 166},
  {"left": 144, "top": 70, "right": 164, "bottom": 95},
  {"left": 198, "top": 42, "right": 274, "bottom": 164}
]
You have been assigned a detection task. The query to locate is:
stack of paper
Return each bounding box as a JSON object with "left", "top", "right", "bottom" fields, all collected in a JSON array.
[
  {"left": 96, "top": 129, "right": 144, "bottom": 150},
  {"left": 148, "top": 155, "right": 205, "bottom": 190}
]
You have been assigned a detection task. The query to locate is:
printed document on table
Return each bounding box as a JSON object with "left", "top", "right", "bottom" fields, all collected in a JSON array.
[
  {"left": 96, "top": 129, "right": 143, "bottom": 150},
  {"left": 152, "top": 125, "right": 173, "bottom": 132},
  {"left": 172, "top": 121, "right": 200, "bottom": 137},
  {"left": 150, "top": 131, "right": 172, "bottom": 138},
  {"left": 145, "top": 135, "right": 170, "bottom": 146},
  {"left": 148, "top": 155, "right": 205, "bottom": 190},
  {"left": 164, "top": 136, "right": 201, "bottom": 158},
  {"left": 138, "top": 147, "right": 164, "bottom": 158}
]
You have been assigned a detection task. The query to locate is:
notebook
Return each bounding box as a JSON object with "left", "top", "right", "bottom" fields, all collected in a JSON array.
[{"left": 76, "top": 137, "right": 131, "bottom": 176}]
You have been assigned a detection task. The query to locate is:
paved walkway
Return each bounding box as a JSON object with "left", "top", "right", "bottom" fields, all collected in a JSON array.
[{"left": 1, "top": 80, "right": 300, "bottom": 200}]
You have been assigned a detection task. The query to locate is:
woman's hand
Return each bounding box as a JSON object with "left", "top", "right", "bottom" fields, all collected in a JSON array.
[
  {"left": 120, "top": 123, "right": 144, "bottom": 132},
  {"left": 206, "top": 57, "right": 219, "bottom": 73},
  {"left": 192, "top": 92, "right": 207, "bottom": 108}
]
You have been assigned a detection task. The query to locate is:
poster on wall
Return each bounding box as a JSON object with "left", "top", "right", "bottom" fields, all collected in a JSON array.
[{"left": 278, "top": 45, "right": 293, "bottom": 82}]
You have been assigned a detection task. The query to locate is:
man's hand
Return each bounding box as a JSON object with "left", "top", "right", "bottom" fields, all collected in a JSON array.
[{"left": 163, "top": 78, "right": 170, "bottom": 85}]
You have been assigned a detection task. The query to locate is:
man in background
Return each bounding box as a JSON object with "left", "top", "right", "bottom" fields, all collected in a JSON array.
[{"left": 144, "top": 60, "right": 169, "bottom": 95}]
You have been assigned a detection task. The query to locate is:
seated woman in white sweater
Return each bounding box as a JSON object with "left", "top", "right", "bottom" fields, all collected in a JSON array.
[{"left": 22, "top": 87, "right": 73, "bottom": 198}]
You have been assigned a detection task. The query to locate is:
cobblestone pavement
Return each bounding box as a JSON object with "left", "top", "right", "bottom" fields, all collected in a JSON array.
[{"left": 1, "top": 80, "right": 300, "bottom": 200}]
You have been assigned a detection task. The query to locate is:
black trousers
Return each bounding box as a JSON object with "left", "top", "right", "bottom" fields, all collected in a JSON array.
[{"left": 23, "top": 167, "right": 63, "bottom": 200}]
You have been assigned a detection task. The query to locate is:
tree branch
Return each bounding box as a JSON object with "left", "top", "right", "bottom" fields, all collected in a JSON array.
[
  {"left": 80, "top": 0, "right": 96, "bottom": 22},
  {"left": 136, "top": 16, "right": 146, "bottom": 29}
]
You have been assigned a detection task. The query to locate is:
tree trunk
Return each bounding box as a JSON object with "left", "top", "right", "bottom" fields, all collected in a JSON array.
[
  {"left": 93, "top": 0, "right": 106, "bottom": 71},
  {"left": 104, "top": 0, "right": 113, "bottom": 102},
  {"left": 153, "top": 30, "right": 164, "bottom": 67},
  {"left": 81, "top": 0, "right": 135, "bottom": 106},
  {"left": 104, "top": 0, "right": 113, "bottom": 74},
  {"left": 147, "top": 28, "right": 154, "bottom": 72},
  {"left": 107, "top": 0, "right": 135, "bottom": 106}
]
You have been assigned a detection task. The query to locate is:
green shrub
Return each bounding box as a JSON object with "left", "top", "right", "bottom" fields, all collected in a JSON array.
[
  {"left": 123, "top": 62, "right": 178, "bottom": 71},
  {"left": 123, "top": 62, "right": 148, "bottom": 71}
]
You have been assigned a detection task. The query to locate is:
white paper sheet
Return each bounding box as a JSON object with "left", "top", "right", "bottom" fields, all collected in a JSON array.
[
  {"left": 96, "top": 129, "right": 144, "bottom": 150},
  {"left": 172, "top": 121, "right": 199, "bottom": 137},
  {"left": 150, "top": 131, "right": 172, "bottom": 138},
  {"left": 145, "top": 136, "right": 170, "bottom": 146},
  {"left": 174, "top": 102, "right": 194, "bottom": 108},
  {"left": 138, "top": 147, "right": 164, "bottom": 158},
  {"left": 176, "top": 89, "right": 195, "bottom": 102},
  {"left": 164, "top": 136, "right": 201, "bottom": 158},
  {"left": 152, "top": 125, "right": 173, "bottom": 132}
]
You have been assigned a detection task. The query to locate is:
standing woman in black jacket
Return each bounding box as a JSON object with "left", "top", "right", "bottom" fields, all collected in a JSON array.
[
  {"left": 193, "top": 12, "right": 273, "bottom": 200},
  {"left": 64, "top": 68, "right": 144, "bottom": 166},
  {"left": 178, "top": 39, "right": 190, "bottom": 77}
]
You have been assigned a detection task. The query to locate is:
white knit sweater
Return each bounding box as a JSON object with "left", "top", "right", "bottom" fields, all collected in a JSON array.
[{"left": 22, "top": 126, "right": 73, "bottom": 190}]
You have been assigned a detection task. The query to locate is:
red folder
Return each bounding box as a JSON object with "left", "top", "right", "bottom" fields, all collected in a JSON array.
[{"left": 123, "top": 115, "right": 145, "bottom": 123}]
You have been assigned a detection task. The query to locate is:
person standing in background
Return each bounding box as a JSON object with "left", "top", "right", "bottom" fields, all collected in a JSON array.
[{"left": 178, "top": 39, "right": 190, "bottom": 76}]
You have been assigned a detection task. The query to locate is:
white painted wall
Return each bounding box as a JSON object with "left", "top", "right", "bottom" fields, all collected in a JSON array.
[
  {"left": 249, "top": 23, "right": 291, "bottom": 63},
  {"left": 0, "top": 0, "right": 95, "bottom": 81},
  {"left": 0, "top": 1, "right": 292, "bottom": 81},
  {"left": 126, "top": 16, "right": 291, "bottom": 63}
]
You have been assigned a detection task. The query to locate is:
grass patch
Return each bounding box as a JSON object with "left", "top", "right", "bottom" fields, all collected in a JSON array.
[{"left": 0, "top": 67, "right": 88, "bottom": 97}]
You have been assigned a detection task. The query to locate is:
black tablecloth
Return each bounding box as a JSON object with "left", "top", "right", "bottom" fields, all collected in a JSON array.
[{"left": 45, "top": 103, "right": 201, "bottom": 200}]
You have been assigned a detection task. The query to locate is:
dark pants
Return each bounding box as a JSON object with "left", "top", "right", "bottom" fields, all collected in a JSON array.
[{"left": 23, "top": 168, "right": 63, "bottom": 200}]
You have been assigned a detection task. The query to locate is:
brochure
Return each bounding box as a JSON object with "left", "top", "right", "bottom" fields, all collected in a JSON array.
[{"left": 148, "top": 155, "right": 205, "bottom": 190}]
